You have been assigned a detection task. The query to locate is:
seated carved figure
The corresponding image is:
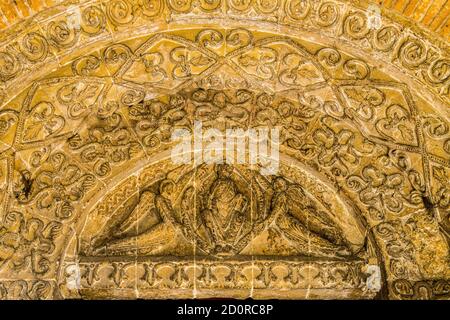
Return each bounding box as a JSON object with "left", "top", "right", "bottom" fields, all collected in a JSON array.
[
  {"left": 86, "top": 164, "right": 358, "bottom": 259},
  {"left": 200, "top": 165, "right": 250, "bottom": 254}
]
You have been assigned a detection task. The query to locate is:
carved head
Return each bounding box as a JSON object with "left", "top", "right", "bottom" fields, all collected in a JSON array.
[
  {"left": 159, "top": 179, "right": 175, "bottom": 197},
  {"left": 216, "top": 164, "right": 233, "bottom": 178},
  {"left": 214, "top": 183, "right": 237, "bottom": 202},
  {"left": 273, "top": 177, "right": 288, "bottom": 192}
]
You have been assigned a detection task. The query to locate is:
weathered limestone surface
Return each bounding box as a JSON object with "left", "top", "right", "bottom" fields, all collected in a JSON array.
[
  {"left": 0, "top": 0, "right": 449, "bottom": 300},
  {"left": 1, "top": 1, "right": 449, "bottom": 40}
]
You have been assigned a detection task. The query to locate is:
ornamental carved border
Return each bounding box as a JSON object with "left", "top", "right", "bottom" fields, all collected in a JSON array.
[
  {"left": 0, "top": 0, "right": 448, "bottom": 109},
  {"left": 0, "top": 0, "right": 449, "bottom": 300}
]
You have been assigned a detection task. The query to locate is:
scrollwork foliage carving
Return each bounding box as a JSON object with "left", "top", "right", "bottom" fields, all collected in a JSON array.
[
  {"left": 0, "top": 0, "right": 447, "bottom": 103},
  {"left": 0, "top": 211, "right": 62, "bottom": 275},
  {"left": 0, "top": 2, "right": 448, "bottom": 300}
]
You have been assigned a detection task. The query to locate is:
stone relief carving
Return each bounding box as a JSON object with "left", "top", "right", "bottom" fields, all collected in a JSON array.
[
  {"left": 78, "top": 162, "right": 364, "bottom": 259},
  {"left": 0, "top": 1, "right": 448, "bottom": 300}
]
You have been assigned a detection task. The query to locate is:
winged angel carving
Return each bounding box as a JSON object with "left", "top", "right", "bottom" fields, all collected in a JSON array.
[{"left": 85, "top": 164, "right": 362, "bottom": 259}]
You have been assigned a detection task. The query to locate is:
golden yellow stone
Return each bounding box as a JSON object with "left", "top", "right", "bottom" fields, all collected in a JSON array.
[{"left": 0, "top": 0, "right": 448, "bottom": 300}]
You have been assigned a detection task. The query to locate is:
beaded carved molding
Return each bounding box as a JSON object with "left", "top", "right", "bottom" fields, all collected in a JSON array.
[{"left": 0, "top": 0, "right": 449, "bottom": 300}]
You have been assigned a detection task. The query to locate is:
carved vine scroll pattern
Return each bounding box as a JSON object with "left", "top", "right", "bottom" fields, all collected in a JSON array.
[
  {"left": 0, "top": 2, "right": 448, "bottom": 300},
  {"left": 0, "top": 1, "right": 448, "bottom": 106},
  {"left": 0, "top": 30, "right": 448, "bottom": 298},
  {"left": 61, "top": 29, "right": 444, "bottom": 221}
]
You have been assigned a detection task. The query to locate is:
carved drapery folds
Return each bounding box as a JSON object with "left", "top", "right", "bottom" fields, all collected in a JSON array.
[{"left": 0, "top": 1, "right": 449, "bottom": 300}]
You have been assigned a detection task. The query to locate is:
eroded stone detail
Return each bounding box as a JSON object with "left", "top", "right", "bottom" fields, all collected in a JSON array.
[{"left": 0, "top": 1, "right": 448, "bottom": 300}]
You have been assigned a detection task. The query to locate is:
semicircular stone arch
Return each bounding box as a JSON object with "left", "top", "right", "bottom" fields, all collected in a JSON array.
[{"left": 0, "top": 0, "right": 449, "bottom": 300}]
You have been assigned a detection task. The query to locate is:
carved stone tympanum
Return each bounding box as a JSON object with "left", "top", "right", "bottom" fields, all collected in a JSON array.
[{"left": 0, "top": 0, "right": 449, "bottom": 300}]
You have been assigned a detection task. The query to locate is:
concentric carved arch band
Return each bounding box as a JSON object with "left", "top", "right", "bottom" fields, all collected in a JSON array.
[{"left": 0, "top": 1, "right": 449, "bottom": 300}]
